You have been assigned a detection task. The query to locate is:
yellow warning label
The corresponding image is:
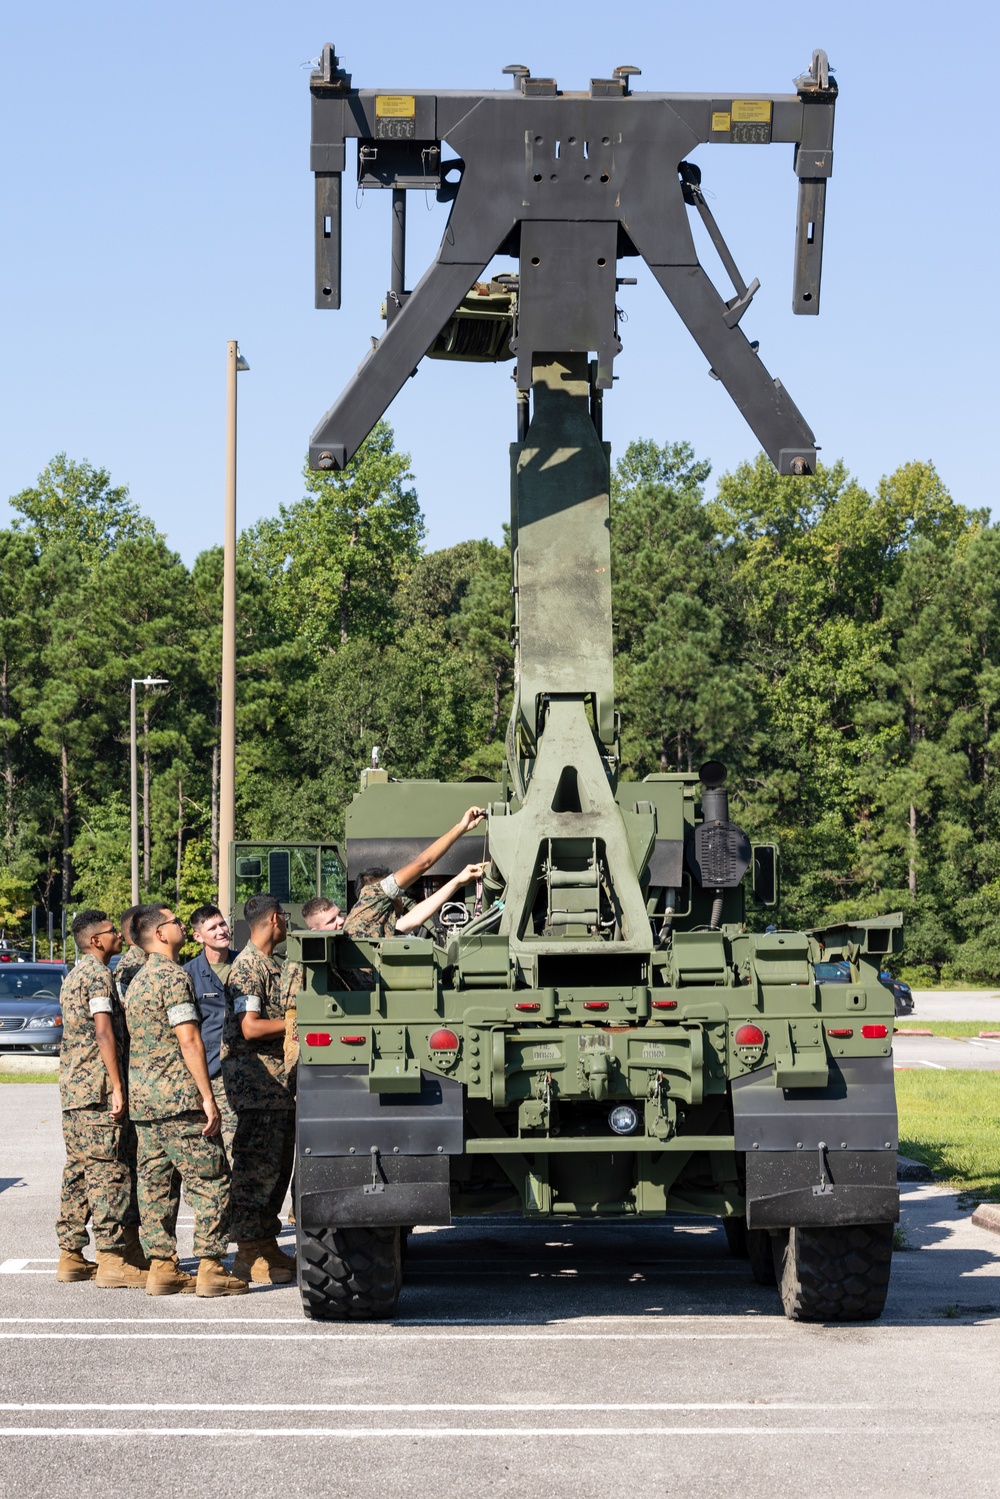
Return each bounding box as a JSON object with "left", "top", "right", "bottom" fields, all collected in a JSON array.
[
  {"left": 731, "top": 100, "right": 772, "bottom": 123},
  {"left": 375, "top": 95, "right": 416, "bottom": 118},
  {"left": 711, "top": 111, "right": 732, "bottom": 132}
]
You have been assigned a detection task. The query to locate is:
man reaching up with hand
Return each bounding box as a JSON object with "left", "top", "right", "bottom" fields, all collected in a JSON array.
[{"left": 343, "top": 806, "right": 487, "bottom": 941}]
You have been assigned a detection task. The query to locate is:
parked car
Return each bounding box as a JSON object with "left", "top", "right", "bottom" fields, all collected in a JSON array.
[
  {"left": 814, "top": 957, "right": 913, "bottom": 1016},
  {"left": 879, "top": 970, "right": 914, "bottom": 1017},
  {"left": 0, "top": 962, "right": 68, "bottom": 1054}
]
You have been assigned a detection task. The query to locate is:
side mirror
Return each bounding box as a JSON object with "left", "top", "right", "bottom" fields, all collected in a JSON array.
[{"left": 751, "top": 844, "right": 779, "bottom": 907}]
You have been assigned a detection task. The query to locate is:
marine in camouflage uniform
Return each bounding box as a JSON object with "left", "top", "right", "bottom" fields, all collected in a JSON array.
[
  {"left": 128, "top": 953, "right": 230, "bottom": 1260},
  {"left": 223, "top": 941, "right": 296, "bottom": 1243},
  {"left": 116, "top": 943, "right": 147, "bottom": 999},
  {"left": 56, "top": 954, "right": 132, "bottom": 1255}
]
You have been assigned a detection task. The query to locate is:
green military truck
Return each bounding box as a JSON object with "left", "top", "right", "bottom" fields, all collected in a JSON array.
[{"left": 285, "top": 45, "right": 899, "bottom": 1322}]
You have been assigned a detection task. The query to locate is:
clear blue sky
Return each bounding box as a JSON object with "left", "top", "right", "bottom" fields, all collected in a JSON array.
[{"left": 1, "top": 1, "right": 996, "bottom": 564}]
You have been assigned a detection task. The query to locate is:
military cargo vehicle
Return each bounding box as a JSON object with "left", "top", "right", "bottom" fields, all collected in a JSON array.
[{"left": 286, "top": 46, "right": 899, "bottom": 1322}]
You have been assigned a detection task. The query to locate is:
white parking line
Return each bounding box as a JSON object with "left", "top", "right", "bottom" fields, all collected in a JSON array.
[
  {"left": 0, "top": 1425, "right": 864, "bottom": 1439},
  {"left": 0, "top": 1401, "right": 859, "bottom": 1413},
  {"left": 917, "top": 1061, "right": 946, "bottom": 1070},
  {"left": 0, "top": 1330, "right": 779, "bottom": 1342},
  {"left": 0, "top": 1260, "right": 56, "bottom": 1274}
]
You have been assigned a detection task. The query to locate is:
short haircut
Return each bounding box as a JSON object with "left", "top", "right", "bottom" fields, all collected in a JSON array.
[
  {"left": 301, "top": 896, "right": 337, "bottom": 922},
  {"left": 189, "top": 904, "right": 222, "bottom": 931},
  {"left": 134, "top": 906, "right": 170, "bottom": 948},
  {"left": 356, "top": 868, "right": 389, "bottom": 892},
  {"left": 120, "top": 904, "right": 144, "bottom": 940},
  {"left": 244, "top": 893, "right": 282, "bottom": 929},
  {"left": 73, "top": 908, "right": 108, "bottom": 944}
]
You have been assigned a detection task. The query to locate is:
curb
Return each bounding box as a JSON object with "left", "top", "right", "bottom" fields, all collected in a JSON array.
[
  {"left": 897, "top": 1154, "right": 934, "bottom": 1183},
  {"left": 971, "top": 1203, "right": 1000, "bottom": 1236},
  {"left": 0, "top": 1055, "right": 61, "bottom": 1074},
  {"left": 896, "top": 1029, "right": 933, "bottom": 1037},
  {"left": 978, "top": 1031, "right": 1000, "bottom": 1039}
]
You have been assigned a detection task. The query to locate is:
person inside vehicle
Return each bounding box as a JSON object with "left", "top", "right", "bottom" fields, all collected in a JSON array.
[
  {"left": 342, "top": 806, "right": 486, "bottom": 941},
  {"left": 300, "top": 896, "right": 344, "bottom": 931},
  {"left": 395, "top": 862, "right": 484, "bottom": 937}
]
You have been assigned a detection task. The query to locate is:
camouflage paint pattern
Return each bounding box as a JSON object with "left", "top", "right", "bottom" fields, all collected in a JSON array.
[
  {"left": 58, "top": 953, "right": 126, "bottom": 1112},
  {"left": 55, "top": 1104, "right": 131, "bottom": 1252},
  {"left": 135, "top": 1113, "right": 230, "bottom": 1259},
  {"left": 228, "top": 1109, "right": 295, "bottom": 1241},
  {"left": 126, "top": 953, "right": 204, "bottom": 1121},
  {"left": 222, "top": 941, "right": 294, "bottom": 1112},
  {"left": 116, "top": 943, "right": 147, "bottom": 999}
]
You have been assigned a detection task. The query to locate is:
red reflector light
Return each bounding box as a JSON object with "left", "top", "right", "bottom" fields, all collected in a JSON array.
[
  {"left": 306, "top": 1032, "right": 333, "bottom": 1046},
  {"left": 827, "top": 1028, "right": 854, "bottom": 1038},
  {"left": 429, "top": 1028, "right": 460, "bottom": 1051},
  {"left": 515, "top": 1002, "right": 540, "bottom": 1011},
  {"left": 652, "top": 999, "right": 678, "bottom": 1009},
  {"left": 583, "top": 1001, "right": 609, "bottom": 1011},
  {"left": 862, "top": 1024, "right": 888, "bottom": 1039},
  {"left": 734, "top": 1024, "right": 765, "bottom": 1047}
]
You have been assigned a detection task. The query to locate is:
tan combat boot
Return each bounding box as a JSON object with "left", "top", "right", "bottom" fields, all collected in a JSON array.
[
  {"left": 56, "top": 1249, "right": 97, "bottom": 1282},
  {"left": 233, "top": 1237, "right": 294, "bottom": 1285},
  {"left": 95, "top": 1251, "right": 149, "bottom": 1289},
  {"left": 196, "top": 1257, "right": 249, "bottom": 1297},
  {"left": 119, "top": 1225, "right": 150, "bottom": 1270},
  {"left": 145, "top": 1255, "right": 197, "bottom": 1296}
]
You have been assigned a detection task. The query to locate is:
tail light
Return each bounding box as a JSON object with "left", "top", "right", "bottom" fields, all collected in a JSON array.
[
  {"left": 306, "top": 1032, "right": 333, "bottom": 1046},
  {"left": 515, "top": 1002, "right": 540, "bottom": 1011},
  {"left": 652, "top": 999, "right": 678, "bottom": 1010},
  {"left": 583, "top": 1001, "right": 609, "bottom": 1011},
  {"left": 429, "top": 1028, "right": 460, "bottom": 1051},
  {"left": 862, "top": 1024, "right": 888, "bottom": 1040},
  {"left": 337, "top": 1034, "right": 365, "bottom": 1045},
  {"left": 734, "top": 1023, "right": 765, "bottom": 1048},
  {"left": 827, "top": 1027, "right": 854, "bottom": 1038}
]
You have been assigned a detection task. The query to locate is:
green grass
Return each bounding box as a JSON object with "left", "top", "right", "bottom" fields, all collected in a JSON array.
[
  {"left": 895, "top": 1021, "right": 1000, "bottom": 1038},
  {"left": 0, "top": 1072, "right": 58, "bottom": 1083},
  {"left": 896, "top": 1070, "right": 1000, "bottom": 1205}
]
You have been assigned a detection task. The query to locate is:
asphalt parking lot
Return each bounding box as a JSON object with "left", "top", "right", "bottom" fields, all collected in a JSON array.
[{"left": 1, "top": 1085, "right": 998, "bottom": 1498}]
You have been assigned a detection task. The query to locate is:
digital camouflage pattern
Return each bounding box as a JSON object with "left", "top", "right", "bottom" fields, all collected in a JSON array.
[
  {"left": 342, "top": 882, "right": 414, "bottom": 940},
  {"left": 56, "top": 1103, "right": 131, "bottom": 1252},
  {"left": 135, "top": 1113, "right": 230, "bottom": 1258},
  {"left": 210, "top": 1073, "right": 238, "bottom": 1168},
  {"left": 116, "top": 943, "right": 147, "bottom": 998},
  {"left": 222, "top": 941, "right": 294, "bottom": 1112},
  {"left": 126, "top": 953, "right": 204, "bottom": 1121},
  {"left": 280, "top": 958, "right": 303, "bottom": 1079},
  {"left": 229, "top": 1109, "right": 296, "bottom": 1241},
  {"left": 58, "top": 953, "right": 127, "bottom": 1112}
]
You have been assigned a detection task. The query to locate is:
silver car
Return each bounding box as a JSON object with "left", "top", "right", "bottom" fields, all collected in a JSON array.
[{"left": 0, "top": 962, "right": 68, "bottom": 1054}]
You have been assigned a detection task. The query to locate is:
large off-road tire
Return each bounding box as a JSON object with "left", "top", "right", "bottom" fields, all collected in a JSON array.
[
  {"left": 298, "top": 1226, "right": 402, "bottom": 1321},
  {"left": 774, "top": 1222, "right": 893, "bottom": 1322},
  {"left": 723, "top": 1216, "right": 777, "bottom": 1285}
]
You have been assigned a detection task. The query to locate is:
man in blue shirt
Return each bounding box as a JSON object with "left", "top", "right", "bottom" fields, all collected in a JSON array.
[{"left": 184, "top": 905, "right": 239, "bottom": 1167}]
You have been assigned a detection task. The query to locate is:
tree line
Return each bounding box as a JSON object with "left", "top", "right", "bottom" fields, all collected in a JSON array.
[{"left": 1, "top": 426, "right": 995, "bottom": 982}]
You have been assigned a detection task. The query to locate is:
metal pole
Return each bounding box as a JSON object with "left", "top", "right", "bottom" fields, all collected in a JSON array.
[
  {"left": 220, "top": 340, "right": 239, "bottom": 919},
  {"left": 130, "top": 678, "right": 139, "bottom": 903},
  {"left": 31, "top": 905, "right": 37, "bottom": 963},
  {"left": 47, "top": 910, "right": 53, "bottom": 961}
]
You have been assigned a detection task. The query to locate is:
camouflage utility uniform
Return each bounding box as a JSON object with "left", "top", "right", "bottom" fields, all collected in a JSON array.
[
  {"left": 127, "top": 954, "right": 229, "bottom": 1260},
  {"left": 223, "top": 942, "right": 295, "bottom": 1241},
  {"left": 56, "top": 955, "right": 133, "bottom": 1254},
  {"left": 115, "top": 943, "right": 147, "bottom": 1000},
  {"left": 342, "top": 875, "right": 415, "bottom": 941}
]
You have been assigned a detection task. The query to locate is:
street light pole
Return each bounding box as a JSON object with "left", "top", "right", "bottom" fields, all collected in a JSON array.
[
  {"left": 220, "top": 340, "right": 249, "bottom": 920},
  {"left": 130, "top": 676, "right": 169, "bottom": 904}
]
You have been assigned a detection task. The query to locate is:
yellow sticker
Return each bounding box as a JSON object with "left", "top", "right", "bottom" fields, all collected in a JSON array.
[
  {"left": 711, "top": 111, "right": 731, "bottom": 132},
  {"left": 376, "top": 95, "right": 416, "bottom": 118},
  {"left": 731, "top": 100, "right": 772, "bottom": 123}
]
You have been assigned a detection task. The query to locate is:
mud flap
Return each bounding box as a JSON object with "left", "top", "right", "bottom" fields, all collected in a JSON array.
[
  {"left": 732, "top": 1055, "right": 899, "bottom": 1229},
  {"left": 297, "top": 1063, "right": 462, "bottom": 1229}
]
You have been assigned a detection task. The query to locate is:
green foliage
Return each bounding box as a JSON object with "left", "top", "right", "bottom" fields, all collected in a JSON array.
[{"left": 3, "top": 434, "right": 1000, "bottom": 983}]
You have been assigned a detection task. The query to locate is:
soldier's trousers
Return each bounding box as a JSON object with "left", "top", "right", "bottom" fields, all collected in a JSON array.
[
  {"left": 135, "top": 1113, "right": 230, "bottom": 1259},
  {"left": 230, "top": 1109, "right": 295, "bottom": 1242},
  {"left": 56, "top": 1106, "right": 132, "bottom": 1253},
  {"left": 210, "top": 1073, "right": 238, "bottom": 1171}
]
